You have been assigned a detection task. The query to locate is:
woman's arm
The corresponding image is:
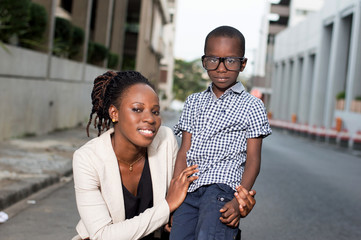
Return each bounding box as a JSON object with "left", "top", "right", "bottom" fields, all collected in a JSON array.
[
  {"left": 74, "top": 147, "right": 197, "bottom": 240},
  {"left": 73, "top": 151, "right": 170, "bottom": 240}
]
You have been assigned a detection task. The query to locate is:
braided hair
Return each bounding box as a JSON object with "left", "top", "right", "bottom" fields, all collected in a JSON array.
[{"left": 86, "top": 70, "right": 154, "bottom": 137}]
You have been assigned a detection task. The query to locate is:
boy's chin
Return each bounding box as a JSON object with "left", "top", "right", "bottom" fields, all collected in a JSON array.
[{"left": 212, "top": 80, "right": 237, "bottom": 89}]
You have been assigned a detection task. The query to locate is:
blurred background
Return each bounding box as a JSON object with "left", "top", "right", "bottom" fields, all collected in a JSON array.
[
  {"left": 1, "top": 0, "right": 361, "bottom": 239},
  {"left": 1, "top": 0, "right": 361, "bottom": 149}
]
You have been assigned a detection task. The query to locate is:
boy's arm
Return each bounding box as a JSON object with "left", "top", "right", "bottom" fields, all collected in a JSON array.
[
  {"left": 219, "top": 137, "right": 262, "bottom": 227},
  {"left": 240, "top": 137, "right": 263, "bottom": 190},
  {"left": 173, "top": 131, "right": 192, "bottom": 178}
]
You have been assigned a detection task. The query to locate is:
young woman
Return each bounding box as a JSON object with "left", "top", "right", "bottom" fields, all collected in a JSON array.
[{"left": 72, "top": 71, "right": 198, "bottom": 240}]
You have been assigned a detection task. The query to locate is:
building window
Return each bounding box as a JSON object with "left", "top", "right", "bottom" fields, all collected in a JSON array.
[
  {"left": 61, "top": 0, "right": 73, "bottom": 14},
  {"left": 160, "top": 69, "right": 168, "bottom": 83}
]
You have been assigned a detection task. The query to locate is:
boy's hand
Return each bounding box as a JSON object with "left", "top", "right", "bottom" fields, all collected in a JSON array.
[
  {"left": 234, "top": 185, "right": 256, "bottom": 218},
  {"left": 164, "top": 215, "right": 173, "bottom": 232},
  {"left": 219, "top": 198, "right": 241, "bottom": 228}
]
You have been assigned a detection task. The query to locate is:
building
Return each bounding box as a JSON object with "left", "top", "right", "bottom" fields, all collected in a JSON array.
[
  {"left": 289, "top": 0, "right": 325, "bottom": 26},
  {"left": 269, "top": 0, "right": 361, "bottom": 150},
  {"left": 252, "top": 0, "right": 292, "bottom": 108},
  {"left": 0, "top": 0, "right": 177, "bottom": 140},
  {"left": 253, "top": 0, "right": 324, "bottom": 108}
]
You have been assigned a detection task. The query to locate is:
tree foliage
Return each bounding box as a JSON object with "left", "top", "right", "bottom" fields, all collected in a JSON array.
[
  {"left": 0, "top": 0, "right": 47, "bottom": 49},
  {"left": 173, "top": 59, "right": 208, "bottom": 102},
  {"left": 0, "top": 0, "right": 31, "bottom": 43}
]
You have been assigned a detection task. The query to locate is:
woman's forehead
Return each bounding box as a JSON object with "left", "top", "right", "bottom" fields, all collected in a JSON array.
[{"left": 120, "top": 84, "right": 158, "bottom": 104}]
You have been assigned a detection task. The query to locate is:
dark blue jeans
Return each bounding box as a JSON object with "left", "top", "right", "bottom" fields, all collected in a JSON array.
[{"left": 170, "top": 183, "right": 239, "bottom": 240}]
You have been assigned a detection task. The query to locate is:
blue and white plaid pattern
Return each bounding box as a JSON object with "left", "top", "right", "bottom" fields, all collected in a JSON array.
[{"left": 174, "top": 82, "right": 272, "bottom": 192}]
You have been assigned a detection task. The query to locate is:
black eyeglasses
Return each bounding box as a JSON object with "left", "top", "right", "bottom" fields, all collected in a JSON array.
[{"left": 201, "top": 55, "right": 245, "bottom": 71}]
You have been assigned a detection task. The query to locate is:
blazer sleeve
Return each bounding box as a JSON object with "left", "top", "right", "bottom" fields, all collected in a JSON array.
[{"left": 73, "top": 148, "right": 170, "bottom": 240}]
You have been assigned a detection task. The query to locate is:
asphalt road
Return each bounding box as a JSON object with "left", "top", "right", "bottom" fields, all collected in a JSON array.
[
  {"left": 1, "top": 111, "right": 361, "bottom": 239},
  {"left": 240, "top": 130, "right": 361, "bottom": 240}
]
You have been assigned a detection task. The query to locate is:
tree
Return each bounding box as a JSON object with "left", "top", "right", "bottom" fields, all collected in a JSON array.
[{"left": 173, "top": 59, "right": 208, "bottom": 102}]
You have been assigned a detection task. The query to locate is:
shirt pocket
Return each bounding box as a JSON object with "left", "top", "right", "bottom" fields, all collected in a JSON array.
[{"left": 220, "top": 122, "right": 248, "bottom": 150}]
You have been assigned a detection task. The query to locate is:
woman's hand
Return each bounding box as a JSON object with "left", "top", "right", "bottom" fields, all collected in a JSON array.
[{"left": 165, "top": 165, "right": 198, "bottom": 212}]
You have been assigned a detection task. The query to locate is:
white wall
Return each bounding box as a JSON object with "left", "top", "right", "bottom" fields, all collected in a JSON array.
[
  {"left": 0, "top": 45, "right": 108, "bottom": 140},
  {"left": 289, "top": 0, "right": 325, "bottom": 26}
]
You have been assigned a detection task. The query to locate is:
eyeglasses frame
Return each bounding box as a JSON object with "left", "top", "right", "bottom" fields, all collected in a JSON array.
[{"left": 201, "top": 55, "right": 246, "bottom": 71}]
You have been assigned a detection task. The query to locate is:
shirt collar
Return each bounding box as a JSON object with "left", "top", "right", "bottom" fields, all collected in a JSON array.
[{"left": 206, "top": 82, "right": 245, "bottom": 98}]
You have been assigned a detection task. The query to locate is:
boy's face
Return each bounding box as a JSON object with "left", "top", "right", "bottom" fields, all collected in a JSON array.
[{"left": 204, "top": 36, "right": 247, "bottom": 96}]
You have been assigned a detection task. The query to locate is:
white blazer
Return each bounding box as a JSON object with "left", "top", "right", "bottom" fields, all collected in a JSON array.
[{"left": 72, "top": 126, "right": 178, "bottom": 240}]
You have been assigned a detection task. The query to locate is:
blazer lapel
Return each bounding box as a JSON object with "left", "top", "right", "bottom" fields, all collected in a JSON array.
[
  {"left": 148, "top": 134, "right": 167, "bottom": 206},
  {"left": 99, "top": 129, "right": 125, "bottom": 222},
  {"left": 99, "top": 128, "right": 168, "bottom": 223}
]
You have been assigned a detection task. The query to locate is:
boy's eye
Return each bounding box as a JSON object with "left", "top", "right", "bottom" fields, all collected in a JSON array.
[
  {"left": 153, "top": 110, "right": 160, "bottom": 116},
  {"left": 226, "top": 58, "right": 237, "bottom": 64},
  {"left": 209, "top": 58, "right": 218, "bottom": 63}
]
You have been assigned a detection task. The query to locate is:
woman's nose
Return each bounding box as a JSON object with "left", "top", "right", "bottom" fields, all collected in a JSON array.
[{"left": 143, "top": 111, "right": 156, "bottom": 124}]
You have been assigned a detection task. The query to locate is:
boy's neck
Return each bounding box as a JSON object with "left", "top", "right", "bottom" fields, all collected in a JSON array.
[{"left": 212, "top": 81, "right": 237, "bottom": 98}]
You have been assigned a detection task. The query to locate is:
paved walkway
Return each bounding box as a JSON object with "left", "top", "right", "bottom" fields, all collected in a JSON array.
[{"left": 0, "top": 126, "right": 93, "bottom": 212}]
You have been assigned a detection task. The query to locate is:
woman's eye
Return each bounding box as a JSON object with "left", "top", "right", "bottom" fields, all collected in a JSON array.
[{"left": 132, "top": 108, "right": 142, "bottom": 113}]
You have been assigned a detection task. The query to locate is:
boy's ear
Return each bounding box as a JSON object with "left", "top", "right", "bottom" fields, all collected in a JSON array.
[
  {"left": 108, "top": 104, "right": 119, "bottom": 122},
  {"left": 240, "top": 58, "right": 248, "bottom": 72}
]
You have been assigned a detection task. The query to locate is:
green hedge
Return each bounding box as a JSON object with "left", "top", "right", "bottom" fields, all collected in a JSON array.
[
  {"left": 0, "top": 0, "right": 31, "bottom": 43},
  {"left": 87, "top": 41, "right": 108, "bottom": 64},
  {"left": 336, "top": 91, "right": 346, "bottom": 100},
  {"left": 21, "top": 2, "right": 47, "bottom": 48},
  {"left": 53, "top": 17, "right": 72, "bottom": 56},
  {"left": 69, "top": 25, "right": 84, "bottom": 58},
  {"left": 53, "top": 17, "right": 85, "bottom": 59},
  {"left": 122, "top": 54, "right": 136, "bottom": 70},
  {"left": 107, "top": 52, "right": 119, "bottom": 69}
]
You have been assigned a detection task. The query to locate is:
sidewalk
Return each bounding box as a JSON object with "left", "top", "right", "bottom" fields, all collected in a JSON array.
[
  {"left": 0, "top": 126, "right": 94, "bottom": 212},
  {"left": 0, "top": 110, "right": 181, "bottom": 213}
]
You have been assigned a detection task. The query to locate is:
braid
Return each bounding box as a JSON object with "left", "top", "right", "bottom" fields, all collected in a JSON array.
[{"left": 86, "top": 70, "right": 154, "bottom": 137}]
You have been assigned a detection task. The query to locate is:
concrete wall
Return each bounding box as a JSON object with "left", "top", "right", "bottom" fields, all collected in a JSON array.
[
  {"left": 0, "top": 45, "right": 108, "bottom": 140},
  {"left": 270, "top": 0, "right": 361, "bottom": 148}
]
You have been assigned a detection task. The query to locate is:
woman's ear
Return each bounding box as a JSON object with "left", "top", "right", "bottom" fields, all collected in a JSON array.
[
  {"left": 240, "top": 58, "right": 248, "bottom": 72},
  {"left": 109, "top": 104, "right": 118, "bottom": 123}
]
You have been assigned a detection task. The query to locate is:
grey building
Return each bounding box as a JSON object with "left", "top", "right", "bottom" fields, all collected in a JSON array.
[{"left": 270, "top": 0, "right": 361, "bottom": 150}]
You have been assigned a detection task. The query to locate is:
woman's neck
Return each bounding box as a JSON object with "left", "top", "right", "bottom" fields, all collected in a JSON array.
[{"left": 111, "top": 134, "right": 146, "bottom": 164}]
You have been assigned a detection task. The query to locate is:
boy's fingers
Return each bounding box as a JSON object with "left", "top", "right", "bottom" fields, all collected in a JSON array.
[
  {"left": 234, "top": 192, "right": 247, "bottom": 208},
  {"left": 164, "top": 224, "right": 171, "bottom": 232},
  {"left": 226, "top": 218, "right": 239, "bottom": 227},
  {"left": 249, "top": 189, "right": 256, "bottom": 197}
]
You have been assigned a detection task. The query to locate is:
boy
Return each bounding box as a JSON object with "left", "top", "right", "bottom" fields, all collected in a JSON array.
[{"left": 170, "top": 26, "right": 272, "bottom": 240}]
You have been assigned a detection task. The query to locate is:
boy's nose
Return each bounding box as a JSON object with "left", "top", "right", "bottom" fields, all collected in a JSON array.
[{"left": 216, "top": 61, "right": 227, "bottom": 72}]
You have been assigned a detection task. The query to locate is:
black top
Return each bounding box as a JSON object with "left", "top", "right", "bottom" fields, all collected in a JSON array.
[
  {"left": 122, "top": 154, "right": 157, "bottom": 239},
  {"left": 122, "top": 154, "right": 153, "bottom": 219}
]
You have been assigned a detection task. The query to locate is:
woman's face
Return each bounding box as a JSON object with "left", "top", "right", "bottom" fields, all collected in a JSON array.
[{"left": 112, "top": 83, "right": 161, "bottom": 148}]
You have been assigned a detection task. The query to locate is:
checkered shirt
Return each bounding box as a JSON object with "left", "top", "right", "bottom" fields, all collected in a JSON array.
[{"left": 174, "top": 82, "right": 272, "bottom": 192}]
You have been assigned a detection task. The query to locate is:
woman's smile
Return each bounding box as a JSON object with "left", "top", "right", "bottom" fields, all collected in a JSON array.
[{"left": 138, "top": 127, "right": 156, "bottom": 137}]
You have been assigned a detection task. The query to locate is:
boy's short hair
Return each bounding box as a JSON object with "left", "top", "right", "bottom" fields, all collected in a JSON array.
[{"left": 204, "top": 25, "right": 245, "bottom": 56}]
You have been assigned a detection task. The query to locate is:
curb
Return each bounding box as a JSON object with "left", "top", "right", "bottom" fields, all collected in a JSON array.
[{"left": 0, "top": 169, "right": 73, "bottom": 211}]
